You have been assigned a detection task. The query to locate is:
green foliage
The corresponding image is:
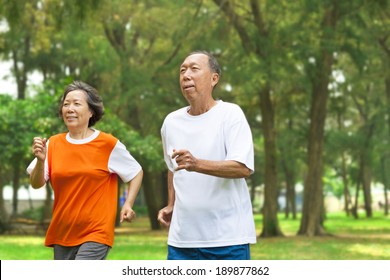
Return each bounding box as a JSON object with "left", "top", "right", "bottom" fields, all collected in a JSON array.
[
  {"left": 0, "top": 0, "right": 389, "bottom": 227},
  {"left": 323, "top": 168, "right": 344, "bottom": 198},
  {"left": 0, "top": 81, "right": 64, "bottom": 186},
  {"left": 95, "top": 110, "right": 165, "bottom": 172}
]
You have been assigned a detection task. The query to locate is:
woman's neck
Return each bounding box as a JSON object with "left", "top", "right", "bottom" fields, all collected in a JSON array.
[{"left": 68, "top": 127, "right": 94, "bottom": 139}]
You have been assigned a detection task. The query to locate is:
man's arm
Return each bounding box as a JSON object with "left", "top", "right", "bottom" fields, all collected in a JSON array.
[
  {"left": 157, "top": 170, "right": 175, "bottom": 227},
  {"left": 172, "top": 149, "right": 251, "bottom": 178}
]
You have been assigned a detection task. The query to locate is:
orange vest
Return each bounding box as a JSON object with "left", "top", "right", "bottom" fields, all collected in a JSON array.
[{"left": 45, "top": 132, "right": 118, "bottom": 247}]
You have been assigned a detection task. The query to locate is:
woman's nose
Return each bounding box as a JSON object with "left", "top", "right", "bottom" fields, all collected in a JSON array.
[{"left": 66, "top": 104, "right": 75, "bottom": 111}]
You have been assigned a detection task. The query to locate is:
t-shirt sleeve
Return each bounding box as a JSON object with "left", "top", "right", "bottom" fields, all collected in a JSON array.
[
  {"left": 224, "top": 106, "right": 255, "bottom": 173},
  {"left": 161, "top": 120, "right": 176, "bottom": 172},
  {"left": 108, "top": 140, "right": 142, "bottom": 183}
]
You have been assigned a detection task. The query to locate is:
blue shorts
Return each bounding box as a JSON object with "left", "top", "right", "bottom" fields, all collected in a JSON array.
[{"left": 167, "top": 244, "right": 250, "bottom": 260}]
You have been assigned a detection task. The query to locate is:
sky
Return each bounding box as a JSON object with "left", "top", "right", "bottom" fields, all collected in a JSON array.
[
  {"left": 0, "top": 60, "right": 44, "bottom": 97},
  {"left": 0, "top": 20, "right": 17, "bottom": 96},
  {"left": 0, "top": 60, "right": 17, "bottom": 96}
]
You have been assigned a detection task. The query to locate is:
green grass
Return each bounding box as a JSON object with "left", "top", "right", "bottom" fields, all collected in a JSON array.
[{"left": 1, "top": 212, "right": 389, "bottom": 260}]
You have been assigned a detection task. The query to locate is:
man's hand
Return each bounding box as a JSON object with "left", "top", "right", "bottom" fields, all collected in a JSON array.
[
  {"left": 172, "top": 149, "right": 197, "bottom": 172},
  {"left": 157, "top": 206, "right": 173, "bottom": 227}
]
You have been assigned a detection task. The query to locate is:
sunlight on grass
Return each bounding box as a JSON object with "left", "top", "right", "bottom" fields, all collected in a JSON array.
[
  {"left": 347, "top": 243, "right": 390, "bottom": 259},
  {"left": 1, "top": 236, "right": 44, "bottom": 246}
]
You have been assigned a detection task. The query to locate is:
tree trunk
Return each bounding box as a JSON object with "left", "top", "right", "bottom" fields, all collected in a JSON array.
[
  {"left": 0, "top": 168, "right": 9, "bottom": 233},
  {"left": 354, "top": 109, "right": 375, "bottom": 218},
  {"left": 384, "top": 75, "right": 390, "bottom": 216},
  {"left": 250, "top": 178, "right": 256, "bottom": 204},
  {"left": 341, "top": 152, "right": 352, "bottom": 216},
  {"left": 352, "top": 160, "right": 363, "bottom": 219},
  {"left": 337, "top": 111, "right": 352, "bottom": 216},
  {"left": 384, "top": 180, "right": 389, "bottom": 216},
  {"left": 375, "top": 24, "right": 390, "bottom": 215},
  {"left": 284, "top": 166, "right": 297, "bottom": 220},
  {"left": 259, "top": 85, "right": 283, "bottom": 237},
  {"left": 212, "top": 0, "right": 282, "bottom": 237},
  {"left": 280, "top": 117, "right": 297, "bottom": 220},
  {"left": 362, "top": 163, "right": 372, "bottom": 217},
  {"left": 11, "top": 161, "right": 20, "bottom": 218},
  {"left": 298, "top": 5, "right": 339, "bottom": 237},
  {"left": 142, "top": 171, "right": 167, "bottom": 230},
  {"left": 298, "top": 54, "right": 333, "bottom": 236},
  {"left": 280, "top": 145, "right": 297, "bottom": 219},
  {"left": 12, "top": 37, "right": 29, "bottom": 100},
  {"left": 380, "top": 156, "right": 389, "bottom": 215},
  {"left": 43, "top": 183, "right": 52, "bottom": 221}
]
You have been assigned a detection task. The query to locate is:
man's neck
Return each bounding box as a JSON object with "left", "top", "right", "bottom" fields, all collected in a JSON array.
[{"left": 188, "top": 99, "right": 217, "bottom": 116}]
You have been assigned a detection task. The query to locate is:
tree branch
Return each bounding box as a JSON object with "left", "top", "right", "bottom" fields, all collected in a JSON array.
[{"left": 212, "top": 0, "right": 254, "bottom": 54}]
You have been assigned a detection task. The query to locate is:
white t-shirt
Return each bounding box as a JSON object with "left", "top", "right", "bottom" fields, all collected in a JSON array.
[
  {"left": 161, "top": 100, "right": 257, "bottom": 248},
  {"left": 26, "top": 129, "right": 141, "bottom": 183}
]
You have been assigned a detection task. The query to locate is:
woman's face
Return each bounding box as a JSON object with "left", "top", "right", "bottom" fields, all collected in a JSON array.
[{"left": 61, "top": 90, "right": 92, "bottom": 130}]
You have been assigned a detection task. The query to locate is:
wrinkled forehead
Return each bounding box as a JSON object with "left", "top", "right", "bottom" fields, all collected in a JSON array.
[
  {"left": 64, "top": 90, "right": 88, "bottom": 101},
  {"left": 181, "top": 53, "right": 208, "bottom": 68}
]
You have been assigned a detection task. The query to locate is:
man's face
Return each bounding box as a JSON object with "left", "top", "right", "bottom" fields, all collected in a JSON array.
[{"left": 179, "top": 53, "right": 219, "bottom": 103}]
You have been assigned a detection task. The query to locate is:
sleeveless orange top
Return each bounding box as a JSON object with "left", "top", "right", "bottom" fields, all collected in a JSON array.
[{"left": 45, "top": 132, "right": 118, "bottom": 247}]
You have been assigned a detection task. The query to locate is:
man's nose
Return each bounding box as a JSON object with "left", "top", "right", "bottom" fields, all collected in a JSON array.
[{"left": 183, "top": 70, "right": 191, "bottom": 80}]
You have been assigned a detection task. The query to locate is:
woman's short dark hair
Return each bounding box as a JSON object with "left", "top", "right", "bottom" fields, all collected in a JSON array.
[{"left": 58, "top": 81, "right": 104, "bottom": 127}]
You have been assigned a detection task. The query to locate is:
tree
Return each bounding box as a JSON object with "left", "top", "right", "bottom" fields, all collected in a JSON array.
[
  {"left": 1, "top": 0, "right": 389, "bottom": 234},
  {"left": 98, "top": 0, "right": 206, "bottom": 229},
  {"left": 212, "top": 0, "right": 284, "bottom": 237},
  {"left": 0, "top": 95, "right": 13, "bottom": 228},
  {"left": 298, "top": 1, "right": 345, "bottom": 236},
  {"left": 374, "top": 0, "right": 390, "bottom": 216}
]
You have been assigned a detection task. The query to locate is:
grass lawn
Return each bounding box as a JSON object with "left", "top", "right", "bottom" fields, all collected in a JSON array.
[{"left": 1, "top": 212, "right": 389, "bottom": 260}]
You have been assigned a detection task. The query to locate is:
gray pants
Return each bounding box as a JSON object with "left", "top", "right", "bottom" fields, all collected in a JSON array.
[{"left": 53, "top": 242, "right": 111, "bottom": 260}]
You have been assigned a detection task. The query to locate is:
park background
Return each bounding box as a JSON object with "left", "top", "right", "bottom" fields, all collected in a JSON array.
[{"left": 0, "top": 0, "right": 389, "bottom": 260}]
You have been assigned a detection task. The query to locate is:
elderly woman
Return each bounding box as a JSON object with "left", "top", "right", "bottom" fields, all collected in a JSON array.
[{"left": 27, "top": 81, "right": 143, "bottom": 260}]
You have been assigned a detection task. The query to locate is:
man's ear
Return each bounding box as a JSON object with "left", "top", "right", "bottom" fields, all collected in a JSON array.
[{"left": 211, "top": 73, "right": 219, "bottom": 87}]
